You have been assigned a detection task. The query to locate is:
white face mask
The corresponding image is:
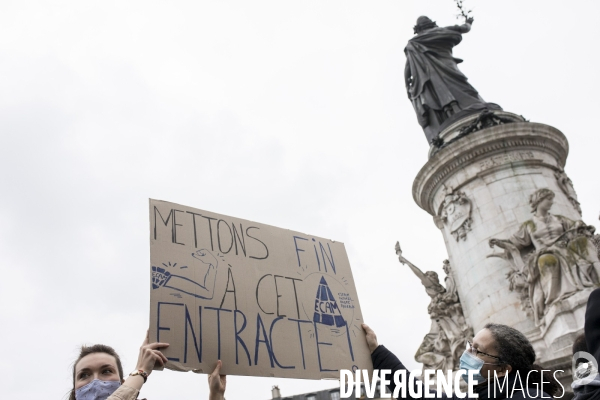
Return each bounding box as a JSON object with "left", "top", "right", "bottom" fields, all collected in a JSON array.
[{"left": 75, "top": 379, "right": 121, "bottom": 400}]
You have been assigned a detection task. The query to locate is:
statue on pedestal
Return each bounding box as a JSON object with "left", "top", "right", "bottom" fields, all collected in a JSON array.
[
  {"left": 489, "top": 188, "right": 600, "bottom": 326},
  {"left": 395, "top": 242, "right": 473, "bottom": 370},
  {"left": 405, "top": 16, "right": 501, "bottom": 143}
]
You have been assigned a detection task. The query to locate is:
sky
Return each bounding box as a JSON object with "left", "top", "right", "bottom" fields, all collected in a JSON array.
[{"left": 1, "top": 0, "right": 599, "bottom": 399}]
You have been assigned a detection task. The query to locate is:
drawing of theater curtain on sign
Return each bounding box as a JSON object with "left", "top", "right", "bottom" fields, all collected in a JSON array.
[
  {"left": 313, "top": 277, "right": 346, "bottom": 328},
  {"left": 148, "top": 199, "right": 372, "bottom": 380}
]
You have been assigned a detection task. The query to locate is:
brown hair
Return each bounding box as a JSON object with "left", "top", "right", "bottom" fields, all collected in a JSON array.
[{"left": 69, "top": 344, "right": 124, "bottom": 400}]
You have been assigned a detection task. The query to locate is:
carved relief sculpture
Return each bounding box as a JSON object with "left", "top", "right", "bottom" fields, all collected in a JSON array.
[
  {"left": 437, "top": 188, "right": 472, "bottom": 241},
  {"left": 395, "top": 242, "right": 473, "bottom": 371},
  {"left": 489, "top": 188, "right": 600, "bottom": 326},
  {"left": 554, "top": 169, "right": 582, "bottom": 215}
]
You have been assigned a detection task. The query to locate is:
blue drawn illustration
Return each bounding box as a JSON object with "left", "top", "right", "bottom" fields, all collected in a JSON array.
[
  {"left": 151, "top": 249, "right": 219, "bottom": 299},
  {"left": 313, "top": 276, "right": 346, "bottom": 327}
]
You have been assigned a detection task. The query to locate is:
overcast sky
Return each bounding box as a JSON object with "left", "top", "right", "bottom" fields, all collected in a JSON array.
[{"left": 1, "top": 1, "right": 599, "bottom": 399}]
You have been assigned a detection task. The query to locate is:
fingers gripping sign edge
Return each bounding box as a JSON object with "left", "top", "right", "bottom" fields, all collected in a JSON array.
[
  {"left": 361, "top": 323, "right": 379, "bottom": 354},
  {"left": 139, "top": 331, "right": 170, "bottom": 373}
]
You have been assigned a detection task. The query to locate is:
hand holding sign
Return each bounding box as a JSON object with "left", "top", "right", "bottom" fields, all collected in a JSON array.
[
  {"left": 137, "top": 330, "right": 169, "bottom": 374},
  {"left": 208, "top": 360, "right": 227, "bottom": 400},
  {"left": 361, "top": 324, "right": 379, "bottom": 354}
]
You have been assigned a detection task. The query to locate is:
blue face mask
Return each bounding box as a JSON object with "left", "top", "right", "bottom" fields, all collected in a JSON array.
[
  {"left": 75, "top": 379, "right": 121, "bottom": 400},
  {"left": 460, "top": 350, "right": 487, "bottom": 384}
]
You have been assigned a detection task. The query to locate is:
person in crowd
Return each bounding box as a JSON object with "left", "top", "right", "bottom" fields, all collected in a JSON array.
[
  {"left": 573, "top": 333, "right": 593, "bottom": 398},
  {"left": 573, "top": 288, "right": 600, "bottom": 400},
  {"left": 574, "top": 333, "right": 589, "bottom": 355},
  {"left": 362, "top": 323, "right": 561, "bottom": 399},
  {"left": 69, "top": 332, "right": 226, "bottom": 400}
]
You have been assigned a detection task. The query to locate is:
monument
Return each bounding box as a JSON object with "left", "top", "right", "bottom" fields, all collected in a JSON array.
[{"left": 402, "top": 12, "right": 600, "bottom": 391}]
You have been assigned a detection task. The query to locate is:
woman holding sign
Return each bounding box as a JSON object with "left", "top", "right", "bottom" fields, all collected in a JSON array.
[{"left": 69, "top": 332, "right": 226, "bottom": 400}]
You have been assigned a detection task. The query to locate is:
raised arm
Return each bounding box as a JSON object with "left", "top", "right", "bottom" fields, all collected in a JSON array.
[
  {"left": 446, "top": 17, "right": 473, "bottom": 34},
  {"left": 406, "top": 260, "right": 434, "bottom": 287},
  {"left": 108, "top": 331, "right": 169, "bottom": 400},
  {"left": 399, "top": 256, "right": 433, "bottom": 286},
  {"left": 208, "top": 360, "right": 226, "bottom": 400},
  {"left": 363, "top": 324, "right": 442, "bottom": 400}
]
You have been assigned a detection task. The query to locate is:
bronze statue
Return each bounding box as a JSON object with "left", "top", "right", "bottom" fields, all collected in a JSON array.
[{"left": 405, "top": 16, "right": 501, "bottom": 143}]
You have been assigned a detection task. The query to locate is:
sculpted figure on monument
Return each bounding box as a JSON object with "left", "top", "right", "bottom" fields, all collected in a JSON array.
[
  {"left": 489, "top": 188, "right": 600, "bottom": 326},
  {"left": 436, "top": 188, "right": 473, "bottom": 241},
  {"left": 395, "top": 243, "right": 473, "bottom": 370},
  {"left": 414, "top": 331, "right": 452, "bottom": 372},
  {"left": 440, "top": 260, "right": 469, "bottom": 330},
  {"left": 554, "top": 169, "right": 582, "bottom": 215},
  {"left": 405, "top": 16, "right": 501, "bottom": 143}
]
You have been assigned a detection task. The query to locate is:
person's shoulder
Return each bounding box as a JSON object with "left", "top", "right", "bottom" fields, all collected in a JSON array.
[
  {"left": 589, "top": 287, "right": 600, "bottom": 302},
  {"left": 519, "top": 219, "right": 537, "bottom": 232},
  {"left": 554, "top": 214, "right": 574, "bottom": 223},
  {"left": 107, "top": 385, "right": 140, "bottom": 400},
  {"left": 587, "top": 288, "right": 600, "bottom": 322}
]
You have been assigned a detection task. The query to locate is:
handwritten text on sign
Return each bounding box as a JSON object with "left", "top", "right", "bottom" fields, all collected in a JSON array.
[{"left": 149, "top": 199, "right": 372, "bottom": 379}]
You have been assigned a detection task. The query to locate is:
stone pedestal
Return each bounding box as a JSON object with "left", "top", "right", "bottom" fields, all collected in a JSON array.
[{"left": 412, "top": 112, "right": 591, "bottom": 387}]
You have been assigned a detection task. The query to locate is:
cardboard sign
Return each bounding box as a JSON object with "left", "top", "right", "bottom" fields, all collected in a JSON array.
[{"left": 149, "top": 199, "right": 372, "bottom": 379}]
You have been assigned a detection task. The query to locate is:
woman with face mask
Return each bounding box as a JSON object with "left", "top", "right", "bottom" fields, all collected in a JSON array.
[
  {"left": 69, "top": 332, "right": 226, "bottom": 400},
  {"left": 361, "top": 323, "right": 562, "bottom": 399}
]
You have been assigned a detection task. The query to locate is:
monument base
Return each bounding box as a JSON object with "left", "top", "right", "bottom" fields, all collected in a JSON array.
[{"left": 412, "top": 111, "right": 596, "bottom": 389}]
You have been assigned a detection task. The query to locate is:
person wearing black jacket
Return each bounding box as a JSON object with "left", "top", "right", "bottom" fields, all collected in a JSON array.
[
  {"left": 573, "top": 287, "right": 600, "bottom": 400},
  {"left": 362, "top": 323, "right": 562, "bottom": 399}
]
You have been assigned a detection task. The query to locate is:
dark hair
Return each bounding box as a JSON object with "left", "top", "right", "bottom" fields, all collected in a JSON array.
[
  {"left": 69, "top": 344, "right": 124, "bottom": 400},
  {"left": 484, "top": 323, "right": 561, "bottom": 397},
  {"left": 573, "top": 333, "right": 589, "bottom": 366},
  {"left": 573, "top": 333, "right": 588, "bottom": 354}
]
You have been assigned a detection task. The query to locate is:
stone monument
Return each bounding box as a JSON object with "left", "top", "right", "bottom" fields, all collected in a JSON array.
[{"left": 404, "top": 14, "right": 600, "bottom": 390}]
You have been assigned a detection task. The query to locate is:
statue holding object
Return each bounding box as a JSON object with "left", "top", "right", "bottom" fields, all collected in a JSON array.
[
  {"left": 405, "top": 15, "right": 501, "bottom": 143},
  {"left": 395, "top": 242, "right": 473, "bottom": 371}
]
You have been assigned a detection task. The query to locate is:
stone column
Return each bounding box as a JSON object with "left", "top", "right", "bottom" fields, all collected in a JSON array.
[{"left": 412, "top": 111, "right": 594, "bottom": 384}]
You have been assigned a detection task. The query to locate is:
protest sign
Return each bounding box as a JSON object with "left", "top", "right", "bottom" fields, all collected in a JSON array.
[{"left": 149, "top": 199, "right": 373, "bottom": 379}]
